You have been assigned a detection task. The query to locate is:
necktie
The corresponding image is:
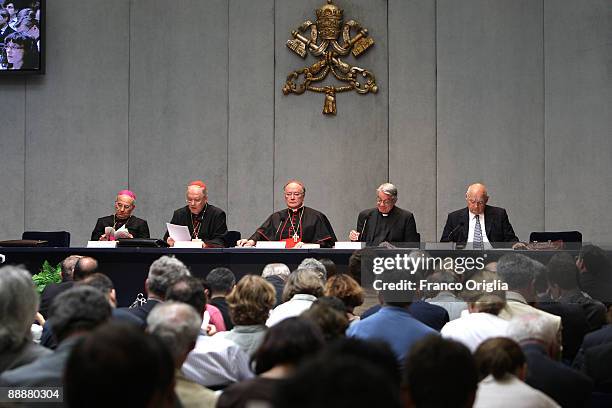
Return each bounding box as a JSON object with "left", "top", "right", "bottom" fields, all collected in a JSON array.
[{"left": 474, "top": 215, "right": 483, "bottom": 249}]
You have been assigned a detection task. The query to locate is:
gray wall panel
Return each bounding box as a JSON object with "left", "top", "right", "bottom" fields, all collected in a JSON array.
[
  {"left": 0, "top": 80, "right": 25, "bottom": 240},
  {"left": 129, "top": 0, "right": 229, "bottom": 239},
  {"left": 389, "top": 0, "right": 437, "bottom": 241},
  {"left": 544, "top": 0, "right": 612, "bottom": 243},
  {"left": 227, "top": 0, "right": 275, "bottom": 238},
  {"left": 436, "top": 0, "right": 544, "bottom": 242},
  {"left": 1, "top": 0, "right": 609, "bottom": 248},
  {"left": 275, "top": 0, "right": 388, "bottom": 240},
  {"left": 24, "top": 0, "right": 130, "bottom": 246}
]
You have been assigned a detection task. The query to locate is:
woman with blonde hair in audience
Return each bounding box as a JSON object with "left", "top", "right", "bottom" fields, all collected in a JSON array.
[
  {"left": 220, "top": 275, "right": 276, "bottom": 356},
  {"left": 473, "top": 337, "right": 560, "bottom": 407},
  {"left": 324, "top": 274, "right": 364, "bottom": 323}
]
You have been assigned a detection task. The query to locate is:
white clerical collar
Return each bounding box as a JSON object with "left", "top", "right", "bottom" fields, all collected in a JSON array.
[{"left": 288, "top": 206, "right": 304, "bottom": 213}]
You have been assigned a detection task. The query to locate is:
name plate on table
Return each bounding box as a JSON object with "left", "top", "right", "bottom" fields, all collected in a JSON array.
[
  {"left": 174, "top": 241, "right": 204, "bottom": 248},
  {"left": 301, "top": 243, "right": 320, "bottom": 249},
  {"left": 334, "top": 241, "right": 365, "bottom": 249},
  {"left": 87, "top": 241, "right": 117, "bottom": 248},
  {"left": 255, "top": 241, "right": 287, "bottom": 249},
  {"left": 424, "top": 242, "right": 456, "bottom": 251}
]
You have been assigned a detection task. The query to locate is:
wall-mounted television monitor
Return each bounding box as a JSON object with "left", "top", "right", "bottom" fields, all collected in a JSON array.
[{"left": 0, "top": 0, "right": 44, "bottom": 75}]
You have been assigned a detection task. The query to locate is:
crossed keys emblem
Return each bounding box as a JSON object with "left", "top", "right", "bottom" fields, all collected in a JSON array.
[{"left": 282, "top": 0, "right": 378, "bottom": 115}]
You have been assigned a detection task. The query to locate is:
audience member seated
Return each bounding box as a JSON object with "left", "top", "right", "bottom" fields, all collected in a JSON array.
[
  {"left": 581, "top": 342, "right": 612, "bottom": 395},
  {"left": 473, "top": 337, "right": 560, "bottom": 407},
  {"left": 124, "top": 255, "right": 191, "bottom": 323},
  {"left": 534, "top": 252, "right": 589, "bottom": 361},
  {"left": 199, "top": 279, "right": 227, "bottom": 332},
  {"left": 298, "top": 258, "right": 327, "bottom": 281},
  {"left": 166, "top": 277, "right": 217, "bottom": 336},
  {"left": 261, "top": 263, "right": 291, "bottom": 306},
  {"left": 577, "top": 245, "right": 612, "bottom": 307},
  {"left": 174, "top": 275, "right": 252, "bottom": 389},
  {"left": 402, "top": 335, "right": 478, "bottom": 408},
  {"left": 206, "top": 267, "right": 236, "bottom": 330},
  {"left": 424, "top": 269, "right": 468, "bottom": 320},
  {"left": 147, "top": 302, "right": 217, "bottom": 408},
  {"left": 319, "top": 258, "right": 337, "bottom": 279},
  {"left": 64, "top": 322, "right": 176, "bottom": 408},
  {"left": 507, "top": 314, "right": 593, "bottom": 407},
  {"left": 273, "top": 335, "right": 401, "bottom": 408},
  {"left": 347, "top": 268, "right": 437, "bottom": 363},
  {"left": 545, "top": 253, "right": 607, "bottom": 332},
  {"left": 0, "top": 266, "right": 51, "bottom": 374},
  {"left": 324, "top": 274, "right": 365, "bottom": 323},
  {"left": 217, "top": 317, "right": 325, "bottom": 408},
  {"left": 0, "top": 286, "right": 111, "bottom": 386},
  {"left": 574, "top": 322, "right": 612, "bottom": 370},
  {"left": 496, "top": 254, "right": 561, "bottom": 331},
  {"left": 441, "top": 270, "right": 509, "bottom": 352},
  {"left": 219, "top": 275, "right": 276, "bottom": 356},
  {"left": 361, "top": 264, "right": 450, "bottom": 331},
  {"left": 78, "top": 273, "right": 144, "bottom": 327},
  {"left": 301, "top": 297, "right": 349, "bottom": 342},
  {"left": 266, "top": 269, "right": 324, "bottom": 327},
  {"left": 38, "top": 255, "right": 86, "bottom": 318}
]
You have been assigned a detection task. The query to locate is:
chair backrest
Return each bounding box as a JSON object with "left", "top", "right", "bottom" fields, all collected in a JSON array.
[
  {"left": 22, "top": 231, "right": 71, "bottom": 247},
  {"left": 223, "top": 230, "right": 241, "bottom": 248},
  {"left": 529, "top": 231, "right": 582, "bottom": 243}
]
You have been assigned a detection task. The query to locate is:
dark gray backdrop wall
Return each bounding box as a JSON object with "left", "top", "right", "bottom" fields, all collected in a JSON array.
[{"left": 0, "top": 0, "right": 610, "bottom": 246}]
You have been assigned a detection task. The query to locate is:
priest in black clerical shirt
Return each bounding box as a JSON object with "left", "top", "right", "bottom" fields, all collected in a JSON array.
[
  {"left": 236, "top": 180, "right": 337, "bottom": 248},
  {"left": 349, "top": 183, "right": 419, "bottom": 246},
  {"left": 163, "top": 180, "right": 228, "bottom": 248},
  {"left": 91, "top": 190, "right": 150, "bottom": 241}
]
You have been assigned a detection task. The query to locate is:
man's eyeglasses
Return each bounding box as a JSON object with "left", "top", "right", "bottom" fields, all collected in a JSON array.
[
  {"left": 284, "top": 192, "right": 303, "bottom": 198},
  {"left": 186, "top": 198, "right": 204, "bottom": 205},
  {"left": 115, "top": 203, "right": 133, "bottom": 210},
  {"left": 4, "top": 45, "right": 24, "bottom": 51},
  {"left": 376, "top": 198, "right": 394, "bottom": 205},
  {"left": 467, "top": 198, "right": 486, "bottom": 206}
]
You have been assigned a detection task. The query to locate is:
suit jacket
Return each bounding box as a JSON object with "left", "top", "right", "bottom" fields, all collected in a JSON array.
[
  {"left": 355, "top": 206, "right": 419, "bottom": 245},
  {"left": 39, "top": 281, "right": 74, "bottom": 319},
  {"left": 90, "top": 215, "right": 150, "bottom": 241},
  {"left": 122, "top": 298, "right": 162, "bottom": 323},
  {"left": 164, "top": 204, "right": 227, "bottom": 247},
  {"left": 0, "top": 336, "right": 82, "bottom": 387},
  {"left": 440, "top": 205, "right": 518, "bottom": 244},
  {"left": 522, "top": 343, "right": 593, "bottom": 408},
  {"left": 583, "top": 342, "right": 612, "bottom": 393}
]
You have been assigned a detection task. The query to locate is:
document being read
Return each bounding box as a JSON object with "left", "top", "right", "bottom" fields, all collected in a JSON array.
[{"left": 166, "top": 223, "right": 192, "bottom": 242}]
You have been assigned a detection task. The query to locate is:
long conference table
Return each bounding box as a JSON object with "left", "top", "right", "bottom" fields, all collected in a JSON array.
[{"left": 0, "top": 246, "right": 590, "bottom": 307}]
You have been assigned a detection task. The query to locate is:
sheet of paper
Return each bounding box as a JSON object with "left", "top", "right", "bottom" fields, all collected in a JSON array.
[
  {"left": 115, "top": 224, "right": 130, "bottom": 239},
  {"left": 104, "top": 226, "right": 115, "bottom": 239},
  {"left": 166, "top": 223, "right": 192, "bottom": 242}
]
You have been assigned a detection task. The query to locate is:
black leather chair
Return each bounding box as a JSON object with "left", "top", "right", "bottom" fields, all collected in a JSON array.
[
  {"left": 22, "top": 231, "right": 71, "bottom": 247},
  {"left": 529, "top": 231, "right": 582, "bottom": 243},
  {"left": 223, "top": 230, "right": 241, "bottom": 248}
]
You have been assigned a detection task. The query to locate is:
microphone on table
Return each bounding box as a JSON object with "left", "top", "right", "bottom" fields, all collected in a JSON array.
[
  {"left": 359, "top": 210, "right": 375, "bottom": 241},
  {"left": 447, "top": 222, "right": 465, "bottom": 242},
  {"left": 275, "top": 214, "right": 287, "bottom": 240}
]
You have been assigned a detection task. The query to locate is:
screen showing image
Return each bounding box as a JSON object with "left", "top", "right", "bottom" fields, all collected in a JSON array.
[{"left": 0, "top": 0, "right": 44, "bottom": 74}]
